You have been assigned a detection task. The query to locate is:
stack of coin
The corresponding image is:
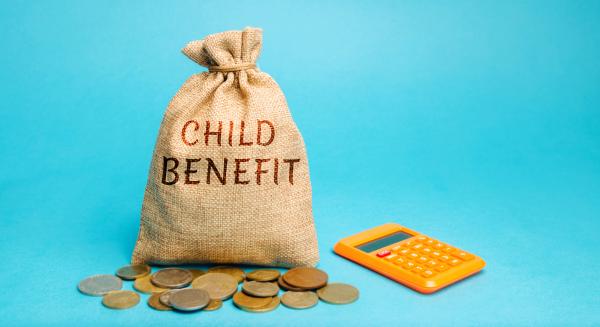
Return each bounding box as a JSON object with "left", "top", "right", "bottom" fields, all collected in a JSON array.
[{"left": 77, "top": 264, "right": 359, "bottom": 313}]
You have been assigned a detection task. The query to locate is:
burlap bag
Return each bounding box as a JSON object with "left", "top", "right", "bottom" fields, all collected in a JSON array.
[{"left": 131, "top": 27, "right": 319, "bottom": 267}]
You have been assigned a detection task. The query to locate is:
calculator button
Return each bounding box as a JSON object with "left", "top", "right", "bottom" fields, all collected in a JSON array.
[
  {"left": 439, "top": 255, "right": 451, "bottom": 262},
  {"left": 402, "top": 261, "right": 416, "bottom": 269},
  {"left": 393, "top": 257, "right": 406, "bottom": 265},
  {"left": 415, "top": 236, "right": 427, "bottom": 241},
  {"left": 421, "top": 270, "right": 435, "bottom": 278},
  {"left": 412, "top": 265, "right": 425, "bottom": 274},
  {"left": 434, "top": 242, "right": 445, "bottom": 249},
  {"left": 417, "top": 256, "right": 428, "bottom": 263},
  {"left": 451, "top": 250, "right": 474, "bottom": 261},
  {"left": 409, "top": 252, "right": 419, "bottom": 259},
  {"left": 426, "top": 260, "right": 438, "bottom": 267},
  {"left": 391, "top": 245, "right": 402, "bottom": 252},
  {"left": 434, "top": 264, "right": 449, "bottom": 272},
  {"left": 412, "top": 244, "right": 424, "bottom": 250},
  {"left": 420, "top": 247, "right": 433, "bottom": 254},
  {"left": 376, "top": 250, "right": 391, "bottom": 258},
  {"left": 448, "top": 258, "right": 462, "bottom": 266},
  {"left": 403, "top": 240, "right": 415, "bottom": 246},
  {"left": 431, "top": 251, "right": 441, "bottom": 257},
  {"left": 398, "top": 248, "right": 410, "bottom": 256},
  {"left": 384, "top": 254, "right": 398, "bottom": 261},
  {"left": 442, "top": 246, "right": 455, "bottom": 253},
  {"left": 425, "top": 239, "right": 435, "bottom": 245}
]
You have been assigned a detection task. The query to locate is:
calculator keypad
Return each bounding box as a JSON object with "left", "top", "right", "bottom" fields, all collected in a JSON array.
[{"left": 380, "top": 235, "right": 474, "bottom": 279}]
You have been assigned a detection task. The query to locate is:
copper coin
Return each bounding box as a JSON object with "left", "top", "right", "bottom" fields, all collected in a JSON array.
[
  {"left": 133, "top": 275, "right": 167, "bottom": 294},
  {"left": 78, "top": 274, "right": 122, "bottom": 296},
  {"left": 232, "top": 292, "right": 272, "bottom": 310},
  {"left": 191, "top": 272, "right": 238, "bottom": 300},
  {"left": 283, "top": 267, "right": 328, "bottom": 290},
  {"left": 147, "top": 293, "right": 172, "bottom": 311},
  {"left": 102, "top": 290, "right": 140, "bottom": 309},
  {"left": 203, "top": 299, "right": 223, "bottom": 311},
  {"left": 116, "top": 264, "right": 151, "bottom": 280},
  {"left": 277, "top": 276, "right": 306, "bottom": 292},
  {"left": 189, "top": 269, "right": 206, "bottom": 280},
  {"left": 242, "top": 281, "right": 280, "bottom": 297},
  {"left": 169, "top": 288, "right": 211, "bottom": 311},
  {"left": 151, "top": 268, "right": 192, "bottom": 289},
  {"left": 207, "top": 266, "right": 245, "bottom": 283},
  {"left": 316, "top": 283, "right": 359, "bottom": 304},
  {"left": 281, "top": 291, "right": 319, "bottom": 309},
  {"left": 246, "top": 269, "right": 280, "bottom": 282}
]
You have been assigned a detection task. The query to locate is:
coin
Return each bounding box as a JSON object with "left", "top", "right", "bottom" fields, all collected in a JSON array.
[
  {"left": 151, "top": 268, "right": 193, "bottom": 289},
  {"left": 281, "top": 291, "right": 319, "bottom": 309},
  {"left": 207, "top": 266, "right": 245, "bottom": 283},
  {"left": 316, "top": 283, "right": 359, "bottom": 304},
  {"left": 188, "top": 269, "right": 206, "bottom": 280},
  {"left": 134, "top": 275, "right": 167, "bottom": 294},
  {"left": 116, "top": 264, "right": 151, "bottom": 280},
  {"left": 242, "top": 281, "right": 280, "bottom": 297},
  {"left": 102, "top": 290, "right": 140, "bottom": 309},
  {"left": 241, "top": 296, "right": 280, "bottom": 313},
  {"left": 147, "top": 293, "right": 172, "bottom": 311},
  {"left": 203, "top": 299, "right": 223, "bottom": 311},
  {"left": 159, "top": 289, "right": 180, "bottom": 307},
  {"left": 169, "top": 289, "right": 211, "bottom": 311},
  {"left": 191, "top": 272, "right": 238, "bottom": 300},
  {"left": 78, "top": 274, "right": 122, "bottom": 296},
  {"left": 232, "top": 291, "right": 273, "bottom": 309},
  {"left": 277, "top": 276, "right": 305, "bottom": 292},
  {"left": 246, "top": 269, "right": 280, "bottom": 282},
  {"left": 283, "top": 267, "right": 328, "bottom": 290}
]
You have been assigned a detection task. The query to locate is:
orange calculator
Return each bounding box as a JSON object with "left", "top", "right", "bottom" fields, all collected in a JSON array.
[{"left": 334, "top": 223, "right": 485, "bottom": 293}]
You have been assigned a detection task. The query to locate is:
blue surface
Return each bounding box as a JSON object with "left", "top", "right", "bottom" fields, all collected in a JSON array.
[{"left": 1, "top": 1, "right": 599, "bottom": 326}]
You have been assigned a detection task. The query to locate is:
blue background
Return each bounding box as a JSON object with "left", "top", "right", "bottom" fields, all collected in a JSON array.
[{"left": 1, "top": 1, "right": 599, "bottom": 326}]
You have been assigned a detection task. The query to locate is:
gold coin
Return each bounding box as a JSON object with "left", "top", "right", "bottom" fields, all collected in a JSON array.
[
  {"left": 242, "top": 296, "right": 280, "bottom": 313},
  {"left": 242, "top": 281, "right": 280, "bottom": 297},
  {"left": 281, "top": 291, "right": 319, "bottom": 309},
  {"left": 203, "top": 299, "right": 223, "bottom": 311},
  {"left": 134, "top": 275, "right": 167, "bottom": 294},
  {"left": 191, "top": 272, "right": 238, "bottom": 300},
  {"left": 232, "top": 291, "right": 273, "bottom": 309},
  {"left": 115, "top": 264, "right": 151, "bottom": 280},
  {"left": 78, "top": 274, "right": 122, "bottom": 296},
  {"left": 207, "top": 266, "right": 245, "bottom": 283},
  {"left": 277, "top": 276, "right": 305, "bottom": 292},
  {"left": 147, "top": 293, "right": 172, "bottom": 311},
  {"left": 283, "top": 267, "right": 328, "bottom": 290},
  {"left": 189, "top": 269, "right": 206, "bottom": 280},
  {"left": 102, "top": 290, "right": 140, "bottom": 309},
  {"left": 316, "top": 283, "right": 359, "bottom": 304},
  {"left": 246, "top": 269, "right": 280, "bottom": 282},
  {"left": 151, "top": 268, "right": 193, "bottom": 289}
]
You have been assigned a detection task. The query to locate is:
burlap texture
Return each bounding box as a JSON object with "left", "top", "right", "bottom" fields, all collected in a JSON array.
[{"left": 131, "top": 27, "right": 319, "bottom": 267}]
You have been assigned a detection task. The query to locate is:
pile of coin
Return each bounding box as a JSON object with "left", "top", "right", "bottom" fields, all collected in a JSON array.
[{"left": 78, "top": 264, "right": 358, "bottom": 313}]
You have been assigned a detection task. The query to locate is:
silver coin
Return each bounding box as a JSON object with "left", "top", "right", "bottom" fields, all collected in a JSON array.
[
  {"left": 169, "top": 288, "right": 211, "bottom": 311},
  {"left": 242, "top": 281, "right": 280, "bottom": 298},
  {"left": 78, "top": 274, "right": 123, "bottom": 296},
  {"left": 159, "top": 289, "right": 180, "bottom": 307}
]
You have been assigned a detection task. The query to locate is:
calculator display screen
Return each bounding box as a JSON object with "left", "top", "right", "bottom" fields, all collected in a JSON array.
[{"left": 356, "top": 231, "right": 414, "bottom": 253}]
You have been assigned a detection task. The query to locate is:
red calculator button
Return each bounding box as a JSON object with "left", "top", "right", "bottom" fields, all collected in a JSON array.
[{"left": 376, "top": 250, "right": 391, "bottom": 258}]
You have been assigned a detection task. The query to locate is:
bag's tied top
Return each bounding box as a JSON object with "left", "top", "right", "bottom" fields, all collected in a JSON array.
[{"left": 183, "top": 27, "right": 262, "bottom": 73}]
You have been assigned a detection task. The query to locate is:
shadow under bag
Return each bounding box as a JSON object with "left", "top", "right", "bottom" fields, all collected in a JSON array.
[{"left": 131, "top": 27, "right": 319, "bottom": 267}]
